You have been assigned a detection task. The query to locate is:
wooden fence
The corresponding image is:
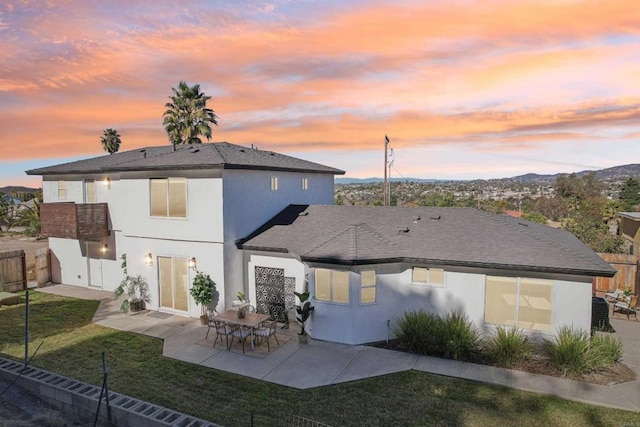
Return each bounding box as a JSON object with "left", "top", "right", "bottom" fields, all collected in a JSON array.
[
  {"left": 34, "top": 247, "right": 51, "bottom": 286},
  {"left": 594, "top": 253, "right": 640, "bottom": 296},
  {"left": 0, "top": 250, "right": 27, "bottom": 292}
]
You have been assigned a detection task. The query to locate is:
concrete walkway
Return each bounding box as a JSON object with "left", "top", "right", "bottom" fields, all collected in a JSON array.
[{"left": 37, "top": 284, "right": 640, "bottom": 412}]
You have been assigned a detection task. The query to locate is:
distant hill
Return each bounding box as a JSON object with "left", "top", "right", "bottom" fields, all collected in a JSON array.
[
  {"left": 338, "top": 164, "right": 640, "bottom": 185},
  {"left": 510, "top": 164, "right": 640, "bottom": 183},
  {"left": 0, "top": 186, "right": 39, "bottom": 194}
]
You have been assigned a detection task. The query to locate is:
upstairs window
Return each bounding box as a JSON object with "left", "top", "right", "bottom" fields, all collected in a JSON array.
[
  {"left": 57, "top": 180, "right": 66, "bottom": 200},
  {"left": 84, "top": 180, "right": 96, "bottom": 203},
  {"left": 271, "top": 176, "right": 279, "bottom": 191},
  {"left": 302, "top": 177, "right": 308, "bottom": 191},
  {"left": 315, "top": 268, "right": 350, "bottom": 304},
  {"left": 150, "top": 178, "right": 187, "bottom": 218},
  {"left": 412, "top": 267, "right": 445, "bottom": 286}
]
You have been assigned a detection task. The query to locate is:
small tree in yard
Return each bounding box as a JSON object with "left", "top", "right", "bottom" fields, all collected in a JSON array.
[{"left": 190, "top": 271, "right": 218, "bottom": 324}]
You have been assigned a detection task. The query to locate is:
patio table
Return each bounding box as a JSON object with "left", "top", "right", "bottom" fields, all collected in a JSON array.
[{"left": 215, "top": 310, "right": 270, "bottom": 350}]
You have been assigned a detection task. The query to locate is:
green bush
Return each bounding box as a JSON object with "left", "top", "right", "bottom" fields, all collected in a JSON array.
[
  {"left": 543, "top": 326, "right": 622, "bottom": 377},
  {"left": 394, "top": 310, "right": 480, "bottom": 360},
  {"left": 439, "top": 312, "right": 480, "bottom": 360},
  {"left": 485, "top": 326, "right": 533, "bottom": 367},
  {"left": 393, "top": 310, "right": 441, "bottom": 355},
  {"left": 543, "top": 327, "right": 591, "bottom": 376},
  {"left": 590, "top": 333, "right": 623, "bottom": 370}
]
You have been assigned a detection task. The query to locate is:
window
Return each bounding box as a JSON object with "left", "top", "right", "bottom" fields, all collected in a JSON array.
[
  {"left": 150, "top": 178, "right": 187, "bottom": 218},
  {"left": 484, "top": 276, "right": 552, "bottom": 331},
  {"left": 57, "top": 181, "right": 66, "bottom": 200},
  {"left": 412, "top": 267, "right": 445, "bottom": 286},
  {"left": 315, "top": 268, "right": 350, "bottom": 304},
  {"left": 84, "top": 180, "right": 96, "bottom": 203},
  {"left": 302, "top": 177, "right": 308, "bottom": 190},
  {"left": 360, "top": 270, "right": 376, "bottom": 304},
  {"left": 271, "top": 176, "right": 279, "bottom": 191}
]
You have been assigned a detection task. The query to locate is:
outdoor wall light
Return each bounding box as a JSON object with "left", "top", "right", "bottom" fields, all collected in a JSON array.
[
  {"left": 188, "top": 257, "right": 197, "bottom": 271},
  {"left": 144, "top": 252, "right": 153, "bottom": 266},
  {"left": 100, "top": 244, "right": 108, "bottom": 254},
  {"left": 104, "top": 177, "right": 111, "bottom": 189}
]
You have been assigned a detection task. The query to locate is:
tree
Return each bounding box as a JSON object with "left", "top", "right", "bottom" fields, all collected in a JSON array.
[
  {"left": 162, "top": 81, "right": 218, "bottom": 150},
  {"left": 619, "top": 177, "right": 640, "bottom": 209},
  {"left": 100, "top": 128, "right": 121, "bottom": 155},
  {"left": 12, "top": 199, "right": 40, "bottom": 236}
]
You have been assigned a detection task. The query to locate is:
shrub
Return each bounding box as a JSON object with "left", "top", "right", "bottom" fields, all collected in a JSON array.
[
  {"left": 394, "top": 310, "right": 480, "bottom": 360},
  {"left": 439, "top": 312, "right": 480, "bottom": 360},
  {"left": 393, "top": 310, "right": 441, "bottom": 355},
  {"left": 485, "top": 326, "right": 533, "bottom": 368},
  {"left": 590, "top": 333, "right": 623, "bottom": 370},
  {"left": 543, "top": 327, "right": 591, "bottom": 376}
]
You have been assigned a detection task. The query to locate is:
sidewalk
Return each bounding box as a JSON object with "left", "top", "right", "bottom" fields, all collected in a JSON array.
[{"left": 37, "top": 284, "right": 640, "bottom": 412}]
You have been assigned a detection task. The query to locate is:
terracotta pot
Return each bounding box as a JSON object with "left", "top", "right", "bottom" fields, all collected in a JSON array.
[
  {"left": 200, "top": 315, "right": 208, "bottom": 325},
  {"left": 130, "top": 300, "right": 145, "bottom": 312}
]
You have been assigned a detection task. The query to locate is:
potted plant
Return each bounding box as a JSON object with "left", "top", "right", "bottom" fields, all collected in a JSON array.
[
  {"left": 190, "top": 271, "right": 217, "bottom": 325},
  {"left": 294, "top": 291, "right": 314, "bottom": 344},
  {"left": 113, "top": 254, "right": 151, "bottom": 314}
]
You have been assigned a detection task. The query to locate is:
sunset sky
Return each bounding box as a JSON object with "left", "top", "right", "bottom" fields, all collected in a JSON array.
[{"left": 1, "top": 0, "right": 639, "bottom": 188}]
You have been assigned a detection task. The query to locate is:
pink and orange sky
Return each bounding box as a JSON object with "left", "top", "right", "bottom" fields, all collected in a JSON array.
[{"left": 1, "top": 0, "right": 640, "bottom": 187}]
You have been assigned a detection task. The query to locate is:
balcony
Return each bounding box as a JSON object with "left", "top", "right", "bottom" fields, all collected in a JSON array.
[{"left": 41, "top": 202, "right": 110, "bottom": 240}]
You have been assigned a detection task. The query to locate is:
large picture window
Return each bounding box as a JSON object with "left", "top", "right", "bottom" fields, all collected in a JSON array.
[
  {"left": 485, "top": 276, "right": 552, "bottom": 331},
  {"left": 150, "top": 178, "right": 187, "bottom": 218},
  {"left": 315, "top": 268, "right": 350, "bottom": 304}
]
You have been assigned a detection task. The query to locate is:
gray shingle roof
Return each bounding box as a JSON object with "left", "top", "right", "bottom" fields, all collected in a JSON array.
[
  {"left": 241, "top": 205, "right": 616, "bottom": 277},
  {"left": 25, "top": 142, "right": 344, "bottom": 175}
]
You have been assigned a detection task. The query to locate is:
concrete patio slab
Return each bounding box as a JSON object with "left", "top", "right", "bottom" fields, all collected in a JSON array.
[
  {"left": 414, "top": 355, "right": 464, "bottom": 378},
  {"left": 510, "top": 369, "right": 571, "bottom": 397},
  {"left": 459, "top": 362, "right": 512, "bottom": 387}
]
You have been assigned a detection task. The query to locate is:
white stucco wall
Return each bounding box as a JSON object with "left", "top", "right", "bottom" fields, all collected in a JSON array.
[{"left": 303, "top": 265, "right": 593, "bottom": 345}]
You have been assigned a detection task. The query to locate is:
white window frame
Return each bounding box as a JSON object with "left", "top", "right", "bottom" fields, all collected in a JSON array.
[
  {"left": 84, "top": 179, "right": 96, "bottom": 203},
  {"left": 484, "top": 276, "right": 552, "bottom": 332},
  {"left": 360, "top": 270, "right": 376, "bottom": 304},
  {"left": 315, "top": 268, "right": 350, "bottom": 304},
  {"left": 149, "top": 177, "right": 187, "bottom": 218},
  {"left": 302, "top": 177, "right": 308, "bottom": 191},
  {"left": 271, "top": 176, "right": 279, "bottom": 191},
  {"left": 57, "top": 180, "right": 66, "bottom": 200},
  {"left": 411, "top": 267, "right": 445, "bottom": 286}
]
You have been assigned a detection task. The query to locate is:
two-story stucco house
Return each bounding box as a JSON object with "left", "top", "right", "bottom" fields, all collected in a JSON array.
[
  {"left": 26, "top": 142, "right": 344, "bottom": 318},
  {"left": 27, "top": 142, "right": 616, "bottom": 345}
]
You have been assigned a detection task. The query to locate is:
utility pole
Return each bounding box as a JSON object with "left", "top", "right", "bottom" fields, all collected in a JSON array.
[
  {"left": 384, "top": 135, "right": 389, "bottom": 207},
  {"left": 383, "top": 135, "right": 393, "bottom": 206}
]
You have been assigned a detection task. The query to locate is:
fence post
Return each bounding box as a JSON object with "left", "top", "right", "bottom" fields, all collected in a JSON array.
[{"left": 21, "top": 251, "right": 27, "bottom": 290}]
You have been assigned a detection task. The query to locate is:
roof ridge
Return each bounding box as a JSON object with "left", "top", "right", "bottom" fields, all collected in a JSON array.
[
  {"left": 301, "top": 226, "right": 357, "bottom": 258},
  {"left": 484, "top": 210, "right": 608, "bottom": 269}
]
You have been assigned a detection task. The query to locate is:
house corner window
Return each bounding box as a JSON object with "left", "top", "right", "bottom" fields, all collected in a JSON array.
[
  {"left": 150, "top": 178, "right": 187, "bottom": 218},
  {"left": 302, "top": 177, "right": 308, "bottom": 191},
  {"left": 315, "top": 268, "right": 349, "bottom": 304},
  {"left": 271, "top": 176, "right": 279, "bottom": 191},
  {"left": 360, "top": 270, "right": 376, "bottom": 304},
  {"left": 57, "top": 180, "right": 67, "bottom": 200},
  {"left": 412, "top": 267, "right": 445, "bottom": 286}
]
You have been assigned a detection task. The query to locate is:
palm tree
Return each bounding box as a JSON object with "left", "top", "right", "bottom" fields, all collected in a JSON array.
[
  {"left": 101, "top": 128, "right": 121, "bottom": 155},
  {"left": 12, "top": 199, "right": 40, "bottom": 236},
  {"left": 162, "top": 81, "right": 218, "bottom": 150}
]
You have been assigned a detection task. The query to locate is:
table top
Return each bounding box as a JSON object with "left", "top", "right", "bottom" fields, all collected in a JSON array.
[{"left": 215, "top": 310, "right": 270, "bottom": 328}]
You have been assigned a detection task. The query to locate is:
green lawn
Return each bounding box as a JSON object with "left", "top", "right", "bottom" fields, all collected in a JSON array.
[{"left": 1, "top": 291, "right": 639, "bottom": 426}]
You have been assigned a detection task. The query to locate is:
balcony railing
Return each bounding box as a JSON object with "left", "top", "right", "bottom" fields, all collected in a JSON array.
[{"left": 40, "top": 202, "right": 110, "bottom": 240}]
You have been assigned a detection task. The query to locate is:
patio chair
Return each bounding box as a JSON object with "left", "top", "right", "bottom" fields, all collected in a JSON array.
[
  {"left": 206, "top": 318, "right": 234, "bottom": 350},
  {"left": 254, "top": 319, "right": 280, "bottom": 352},
  {"left": 230, "top": 325, "right": 253, "bottom": 354},
  {"left": 246, "top": 305, "right": 256, "bottom": 313},
  {"left": 605, "top": 288, "right": 625, "bottom": 303},
  {"left": 613, "top": 295, "right": 638, "bottom": 320}
]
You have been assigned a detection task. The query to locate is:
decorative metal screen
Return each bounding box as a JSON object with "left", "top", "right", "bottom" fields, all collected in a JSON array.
[{"left": 255, "top": 266, "right": 295, "bottom": 323}]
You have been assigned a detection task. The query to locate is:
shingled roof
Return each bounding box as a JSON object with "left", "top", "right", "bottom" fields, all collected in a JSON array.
[
  {"left": 241, "top": 205, "right": 616, "bottom": 277},
  {"left": 25, "top": 142, "right": 344, "bottom": 175}
]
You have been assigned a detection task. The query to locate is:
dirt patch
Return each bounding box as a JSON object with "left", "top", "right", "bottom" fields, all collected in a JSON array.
[{"left": 368, "top": 340, "right": 637, "bottom": 386}]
